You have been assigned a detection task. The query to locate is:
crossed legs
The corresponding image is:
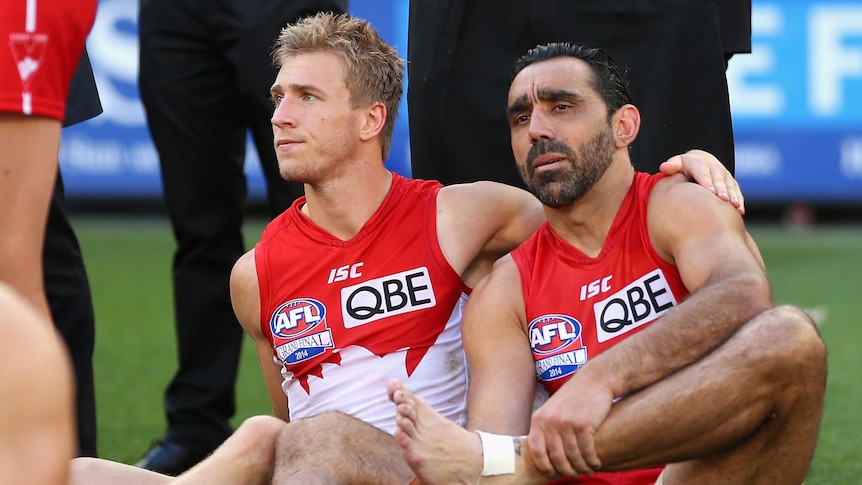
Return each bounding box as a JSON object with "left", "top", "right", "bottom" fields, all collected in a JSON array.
[
  {"left": 69, "top": 411, "right": 416, "bottom": 485},
  {"left": 390, "top": 305, "right": 827, "bottom": 484}
]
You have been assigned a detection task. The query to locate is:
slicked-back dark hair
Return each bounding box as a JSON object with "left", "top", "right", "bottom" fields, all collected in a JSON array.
[{"left": 512, "top": 43, "right": 633, "bottom": 117}]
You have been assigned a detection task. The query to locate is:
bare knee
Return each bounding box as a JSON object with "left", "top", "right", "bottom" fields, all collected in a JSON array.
[
  {"left": 69, "top": 457, "right": 103, "bottom": 482},
  {"left": 237, "top": 416, "right": 286, "bottom": 443},
  {"left": 762, "top": 305, "right": 826, "bottom": 368},
  {"left": 276, "top": 411, "right": 356, "bottom": 457},
  {"left": 750, "top": 305, "right": 827, "bottom": 395},
  {"left": 273, "top": 412, "right": 410, "bottom": 483},
  {"left": 221, "top": 415, "right": 286, "bottom": 458}
]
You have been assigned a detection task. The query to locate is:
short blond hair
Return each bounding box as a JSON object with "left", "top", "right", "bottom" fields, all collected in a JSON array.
[{"left": 273, "top": 12, "right": 404, "bottom": 159}]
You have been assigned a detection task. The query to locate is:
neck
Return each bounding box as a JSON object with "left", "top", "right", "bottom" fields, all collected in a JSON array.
[
  {"left": 301, "top": 163, "right": 393, "bottom": 240},
  {"left": 544, "top": 156, "right": 635, "bottom": 257}
]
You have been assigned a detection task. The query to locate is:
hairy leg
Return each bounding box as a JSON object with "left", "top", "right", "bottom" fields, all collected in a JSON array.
[
  {"left": 0, "top": 114, "right": 61, "bottom": 322},
  {"left": 593, "top": 305, "right": 826, "bottom": 484},
  {"left": 271, "top": 411, "right": 413, "bottom": 485}
]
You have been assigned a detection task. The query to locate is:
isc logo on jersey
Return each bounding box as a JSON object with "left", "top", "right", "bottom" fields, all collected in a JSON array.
[
  {"left": 593, "top": 268, "right": 677, "bottom": 343},
  {"left": 269, "top": 298, "right": 334, "bottom": 365},
  {"left": 529, "top": 314, "right": 587, "bottom": 382},
  {"left": 340, "top": 267, "right": 436, "bottom": 329}
]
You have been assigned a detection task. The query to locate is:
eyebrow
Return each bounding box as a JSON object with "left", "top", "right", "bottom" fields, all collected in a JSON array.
[
  {"left": 506, "top": 88, "right": 584, "bottom": 118},
  {"left": 269, "top": 83, "right": 323, "bottom": 96}
]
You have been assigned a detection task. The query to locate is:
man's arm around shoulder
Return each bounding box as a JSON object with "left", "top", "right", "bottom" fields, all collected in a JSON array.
[{"left": 436, "top": 182, "right": 544, "bottom": 288}]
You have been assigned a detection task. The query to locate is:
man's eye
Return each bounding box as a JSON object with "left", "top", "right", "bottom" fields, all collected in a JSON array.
[
  {"left": 555, "top": 104, "right": 570, "bottom": 111},
  {"left": 302, "top": 93, "right": 316, "bottom": 101},
  {"left": 515, "top": 114, "right": 530, "bottom": 125},
  {"left": 271, "top": 95, "right": 283, "bottom": 106}
]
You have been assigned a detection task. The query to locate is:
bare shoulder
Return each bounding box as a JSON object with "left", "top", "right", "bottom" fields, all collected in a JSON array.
[
  {"left": 437, "top": 180, "right": 533, "bottom": 217},
  {"left": 230, "top": 249, "right": 261, "bottom": 335},
  {"left": 648, "top": 173, "right": 750, "bottom": 264},
  {"left": 231, "top": 248, "right": 257, "bottom": 280},
  {"left": 649, "top": 173, "right": 744, "bottom": 224},
  {"left": 467, "top": 254, "right": 524, "bottom": 320},
  {"left": 477, "top": 253, "right": 522, "bottom": 292}
]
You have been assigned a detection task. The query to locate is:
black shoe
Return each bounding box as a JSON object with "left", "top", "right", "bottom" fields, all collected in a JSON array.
[{"left": 134, "top": 438, "right": 213, "bottom": 476}]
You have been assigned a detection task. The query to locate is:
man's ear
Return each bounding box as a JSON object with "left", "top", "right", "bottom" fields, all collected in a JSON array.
[
  {"left": 359, "top": 102, "right": 387, "bottom": 142},
  {"left": 612, "top": 104, "right": 640, "bottom": 149}
]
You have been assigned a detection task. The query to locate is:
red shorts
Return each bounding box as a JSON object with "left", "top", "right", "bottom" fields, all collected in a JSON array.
[
  {"left": 0, "top": 0, "right": 97, "bottom": 121},
  {"left": 548, "top": 466, "right": 665, "bottom": 485}
]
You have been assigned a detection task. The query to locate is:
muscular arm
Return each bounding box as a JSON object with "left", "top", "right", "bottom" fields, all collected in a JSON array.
[
  {"left": 462, "top": 256, "right": 537, "bottom": 435},
  {"left": 437, "top": 181, "right": 544, "bottom": 289},
  {"left": 230, "top": 250, "right": 291, "bottom": 421},
  {"left": 581, "top": 174, "right": 768, "bottom": 397}
]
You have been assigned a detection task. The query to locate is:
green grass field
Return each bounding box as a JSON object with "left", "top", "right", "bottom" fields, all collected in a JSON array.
[{"left": 74, "top": 216, "right": 862, "bottom": 483}]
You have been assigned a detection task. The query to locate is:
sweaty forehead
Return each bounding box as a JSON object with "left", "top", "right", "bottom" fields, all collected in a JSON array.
[{"left": 508, "top": 57, "right": 595, "bottom": 102}]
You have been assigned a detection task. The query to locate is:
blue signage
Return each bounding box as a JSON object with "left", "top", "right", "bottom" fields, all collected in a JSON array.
[
  {"left": 729, "top": 1, "right": 862, "bottom": 201},
  {"left": 60, "top": 0, "right": 862, "bottom": 203}
]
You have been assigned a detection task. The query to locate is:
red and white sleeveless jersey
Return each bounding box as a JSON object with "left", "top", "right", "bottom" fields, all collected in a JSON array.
[
  {"left": 255, "top": 173, "right": 470, "bottom": 433},
  {"left": 512, "top": 172, "right": 689, "bottom": 485},
  {"left": 0, "top": 0, "right": 97, "bottom": 120}
]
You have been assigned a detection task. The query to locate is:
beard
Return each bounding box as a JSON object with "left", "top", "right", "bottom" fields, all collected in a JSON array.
[{"left": 519, "top": 126, "right": 616, "bottom": 208}]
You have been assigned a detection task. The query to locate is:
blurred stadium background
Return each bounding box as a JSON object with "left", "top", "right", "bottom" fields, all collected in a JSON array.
[{"left": 63, "top": 1, "right": 861, "bottom": 483}]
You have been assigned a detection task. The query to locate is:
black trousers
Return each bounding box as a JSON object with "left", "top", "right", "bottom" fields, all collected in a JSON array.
[
  {"left": 409, "top": 0, "right": 739, "bottom": 187},
  {"left": 138, "top": 0, "right": 346, "bottom": 449},
  {"left": 45, "top": 173, "right": 98, "bottom": 457}
]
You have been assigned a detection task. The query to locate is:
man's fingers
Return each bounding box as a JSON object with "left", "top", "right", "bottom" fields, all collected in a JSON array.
[
  {"left": 547, "top": 432, "right": 580, "bottom": 477},
  {"left": 705, "top": 163, "right": 728, "bottom": 201},
  {"left": 725, "top": 171, "right": 745, "bottom": 214},
  {"left": 528, "top": 427, "right": 556, "bottom": 477},
  {"left": 575, "top": 430, "right": 601, "bottom": 473}
]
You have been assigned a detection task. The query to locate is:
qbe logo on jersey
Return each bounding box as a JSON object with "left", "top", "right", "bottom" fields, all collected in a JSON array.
[
  {"left": 340, "top": 267, "right": 436, "bottom": 328},
  {"left": 529, "top": 314, "right": 587, "bottom": 382},
  {"left": 270, "top": 298, "right": 334, "bottom": 365},
  {"left": 593, "top": 269, "right": 677, "bottom": 343}
]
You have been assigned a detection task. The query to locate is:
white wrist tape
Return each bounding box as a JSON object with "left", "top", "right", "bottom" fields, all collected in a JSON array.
[{"left": 477, "top": 431, "right": 516, "bottom": 476}]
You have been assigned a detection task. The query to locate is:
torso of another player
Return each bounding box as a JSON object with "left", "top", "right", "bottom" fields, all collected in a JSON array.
[
  {"left": 513, "top": 173, "right": 687, "bottom": 485},
  {"left": 255, "top": 174, "right": 470, "bottom": 434}
]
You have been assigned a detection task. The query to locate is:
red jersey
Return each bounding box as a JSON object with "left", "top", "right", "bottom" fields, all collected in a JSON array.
[
  {"left": 512, "top": 172, "right": 689, "bottom": 485},
  {"left": 255, "top": 173, "right": 471, "bottom": 433},
  {"left": 0, "top": 0, "right": 97, "bottom": 120}
]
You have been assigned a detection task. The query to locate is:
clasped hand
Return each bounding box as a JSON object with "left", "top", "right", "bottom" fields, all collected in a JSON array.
[{"left": 527, "top": 380, "right": 615, "bottom": 478}]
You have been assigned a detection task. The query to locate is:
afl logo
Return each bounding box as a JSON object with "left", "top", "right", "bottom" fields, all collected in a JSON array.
[
  {"left": 529, "top": 314, "right": 582, "bottom": 354},
  {"left": 270, "top": 298, "right": 327, "bottom": 339}
]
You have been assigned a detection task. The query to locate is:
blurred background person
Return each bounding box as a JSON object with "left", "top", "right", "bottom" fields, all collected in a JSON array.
[
  {"left": 135, "top": 0, "right": 348, "bottom": 475},
  {"left": 407, "top": 0, "right": 751, "bottom": 187}
]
